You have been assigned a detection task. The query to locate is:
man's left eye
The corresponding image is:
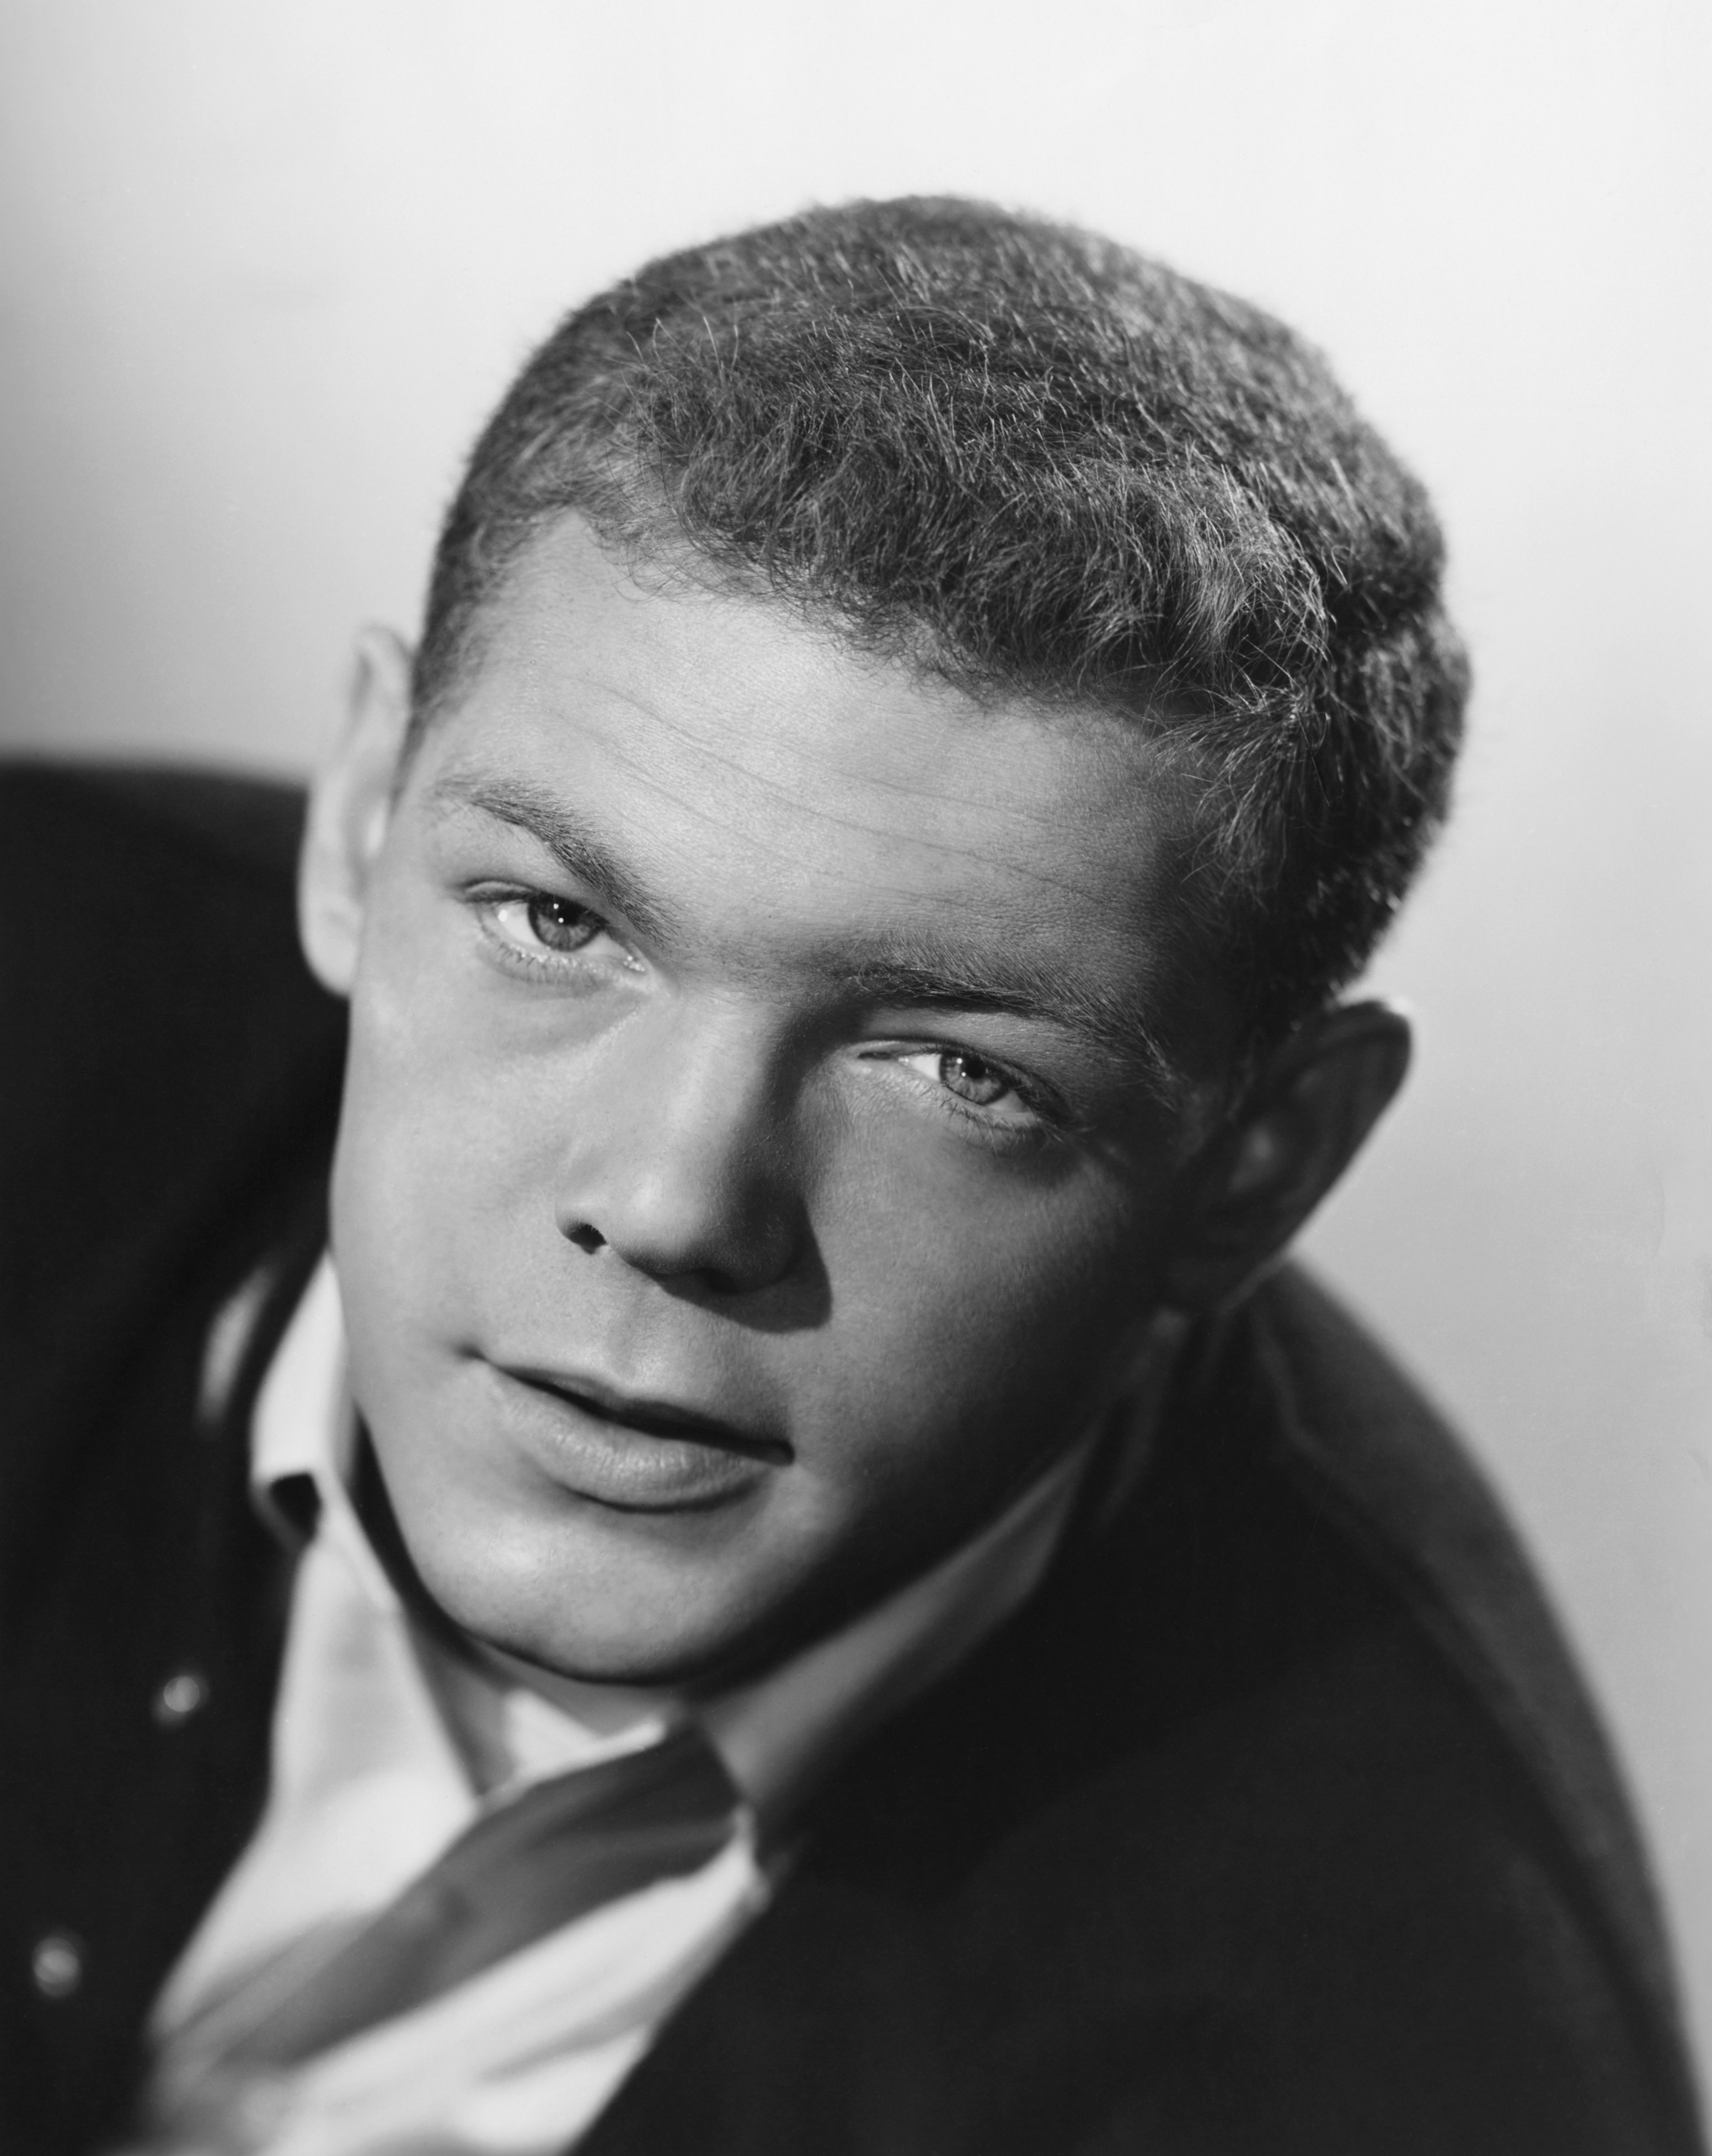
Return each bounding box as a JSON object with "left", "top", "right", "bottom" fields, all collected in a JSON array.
[
  {"left": 897, "top": 1048, "right": 1031, "bottom": 1118},
  {"left": 935, "top": 1052, "right": 1012, "bottom": 1107},
  {"left": 490, "top": 894, "right": 602, "bottom": 956}
]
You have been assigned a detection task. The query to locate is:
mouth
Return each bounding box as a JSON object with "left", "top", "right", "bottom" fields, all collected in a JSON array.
[{"left": 486, "top": 1362, "right": 790, "bottom": 1511}]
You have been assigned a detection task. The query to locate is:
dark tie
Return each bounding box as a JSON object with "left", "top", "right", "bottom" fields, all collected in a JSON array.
[{"left": 224, "top": 1723, "right": 742, "bottom": 2069}]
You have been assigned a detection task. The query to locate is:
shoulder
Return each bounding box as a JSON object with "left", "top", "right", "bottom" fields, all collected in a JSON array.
[
  {"left": 0, "top": 755, "right": 311, "bottom": 873},
  {"left": 0, "top": 756, "right": 343, "bottom": 1211},
  {"left": 0, "top": 768, "right": 335, "bottom": 2143},
  {"left": 1146, "top": 1268, "right": 1702, "bottom": 2146},
  {"left": 0, "top": 756, "right": 334, "bottom": 1065},
  {"left": 1, "top": 759, "right": 344, "bottom": 1507},
  {"left": 1244, "top": 1264, "right": 1681, "bottom": 2053}
]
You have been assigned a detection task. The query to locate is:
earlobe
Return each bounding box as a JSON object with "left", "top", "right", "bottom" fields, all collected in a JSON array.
[
  {"left": 1162, "top": 1001, "right": 1411, "bottom": 1313},
  {"left": 297, "top": 626, "right": 415, "bottom": 996}
]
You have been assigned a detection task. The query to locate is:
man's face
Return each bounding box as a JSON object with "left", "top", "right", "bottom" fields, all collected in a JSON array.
[{"left": 327, "top": 517, "right": 1205, "bottom": 1687}]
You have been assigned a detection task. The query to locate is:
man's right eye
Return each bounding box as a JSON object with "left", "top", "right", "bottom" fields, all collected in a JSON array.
[{"left": 486, "top": 893, "right": 604, "bottom": 958}]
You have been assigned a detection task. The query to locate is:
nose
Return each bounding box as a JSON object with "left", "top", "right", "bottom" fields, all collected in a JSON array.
[{"left": 553, "top": 1002, "right": 804, "bottom": 1296}]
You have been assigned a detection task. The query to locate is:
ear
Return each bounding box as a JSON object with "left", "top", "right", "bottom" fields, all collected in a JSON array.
[
  {"left": 298, "top": 626, "right": 415, "bottom": 995},
  {"left": 1162, "top": 1001, "right": 1411, "bottom": 1313}
]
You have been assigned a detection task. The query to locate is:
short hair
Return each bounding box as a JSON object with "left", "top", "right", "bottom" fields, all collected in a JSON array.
[{"left": 413, "top": 196, "right": 1467, "bottom": 1072}]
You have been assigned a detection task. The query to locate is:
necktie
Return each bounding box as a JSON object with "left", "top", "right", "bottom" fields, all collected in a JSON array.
[{"left": 221, "top": 1722, "right": 742, "bottom": 2069}]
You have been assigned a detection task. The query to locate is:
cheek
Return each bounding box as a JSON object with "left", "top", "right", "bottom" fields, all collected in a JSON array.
[
  {"left": 328, "top": 913, "right": 555, "bottom": 1352},
  {"left": 799, "top": 1137, "right": 1163, "bottom": 1478}
]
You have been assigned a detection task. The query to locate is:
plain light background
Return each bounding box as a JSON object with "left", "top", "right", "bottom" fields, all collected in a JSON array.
[{"left": 3, "top": 0, "right": 1708, "bottom": 2088}]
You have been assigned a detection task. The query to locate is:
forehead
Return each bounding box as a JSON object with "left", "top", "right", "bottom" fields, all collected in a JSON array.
[{"left": 410, "top": 520, "right": 1191, "bottom": 1052}]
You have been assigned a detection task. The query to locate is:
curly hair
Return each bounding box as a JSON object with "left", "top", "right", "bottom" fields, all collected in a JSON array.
[{"left": 411, "top": 197, "right": 1467, "bottom": 1064}]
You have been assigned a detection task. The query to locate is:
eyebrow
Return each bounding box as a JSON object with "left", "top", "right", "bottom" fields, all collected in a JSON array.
[
  {"left": 427, "top": 768, "right": 1173, "bottom": 1091},
  {"left": 427, "top": 771, "right": 682, "bottom": 945},
  {"left": 837, "top": 943, "right": 1168, "bottom": 1085}
]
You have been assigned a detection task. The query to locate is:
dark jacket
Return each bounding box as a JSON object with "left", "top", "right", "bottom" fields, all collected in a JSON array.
[{"left": 1, "top": 761, "right": 1702, "bottom": 2154}]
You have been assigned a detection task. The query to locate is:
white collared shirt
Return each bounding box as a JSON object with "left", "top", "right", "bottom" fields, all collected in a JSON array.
[{"left": 130, "top": 1259, "right": 1093, "bottom": 2155}]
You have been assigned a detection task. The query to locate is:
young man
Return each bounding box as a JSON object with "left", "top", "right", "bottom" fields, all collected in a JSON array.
[{"left": 2, "top": 199, "right": 1700, "bottom": 2153}]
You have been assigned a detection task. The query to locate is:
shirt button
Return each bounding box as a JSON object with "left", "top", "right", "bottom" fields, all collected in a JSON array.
[
  {"left": 31, "top": 1932, "right": 84, "bottom": 1998},
  {"left": 153, "top": 1670, "right": 208, "bottom": 1725}
]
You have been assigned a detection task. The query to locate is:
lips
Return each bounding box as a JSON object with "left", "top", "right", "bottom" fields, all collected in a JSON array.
[{"left": 484, "top": 1361, "right": 789, "bottom": 1510}]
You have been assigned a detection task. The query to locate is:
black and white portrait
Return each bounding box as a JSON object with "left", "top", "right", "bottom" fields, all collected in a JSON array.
[{"left": 2, "top": 6, "right": 1707, "bottom": 2150}]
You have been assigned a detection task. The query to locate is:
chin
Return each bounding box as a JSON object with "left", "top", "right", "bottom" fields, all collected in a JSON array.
[
  {"left": 419, "top": 1546, "right": 753, "bottom": 1690},
  {"left": 502, "top": 1611, "right": 769, "bottom": 1692},
  {"left": 391, "top": 1463, "right": 865, "bottom": 1692}
]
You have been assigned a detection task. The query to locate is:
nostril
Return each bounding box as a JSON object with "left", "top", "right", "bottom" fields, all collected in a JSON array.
[{"left": 551, "top": 1167, "right": 801, "bottom": 1294}]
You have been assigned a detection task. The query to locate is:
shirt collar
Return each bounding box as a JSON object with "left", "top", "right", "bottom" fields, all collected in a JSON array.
[
  {"left": 250, "top": 1256, "right": 398, "bottom": 1615},
  {"left": 250, "top": 1255, "right": 1101, "bottom": 1828}
]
